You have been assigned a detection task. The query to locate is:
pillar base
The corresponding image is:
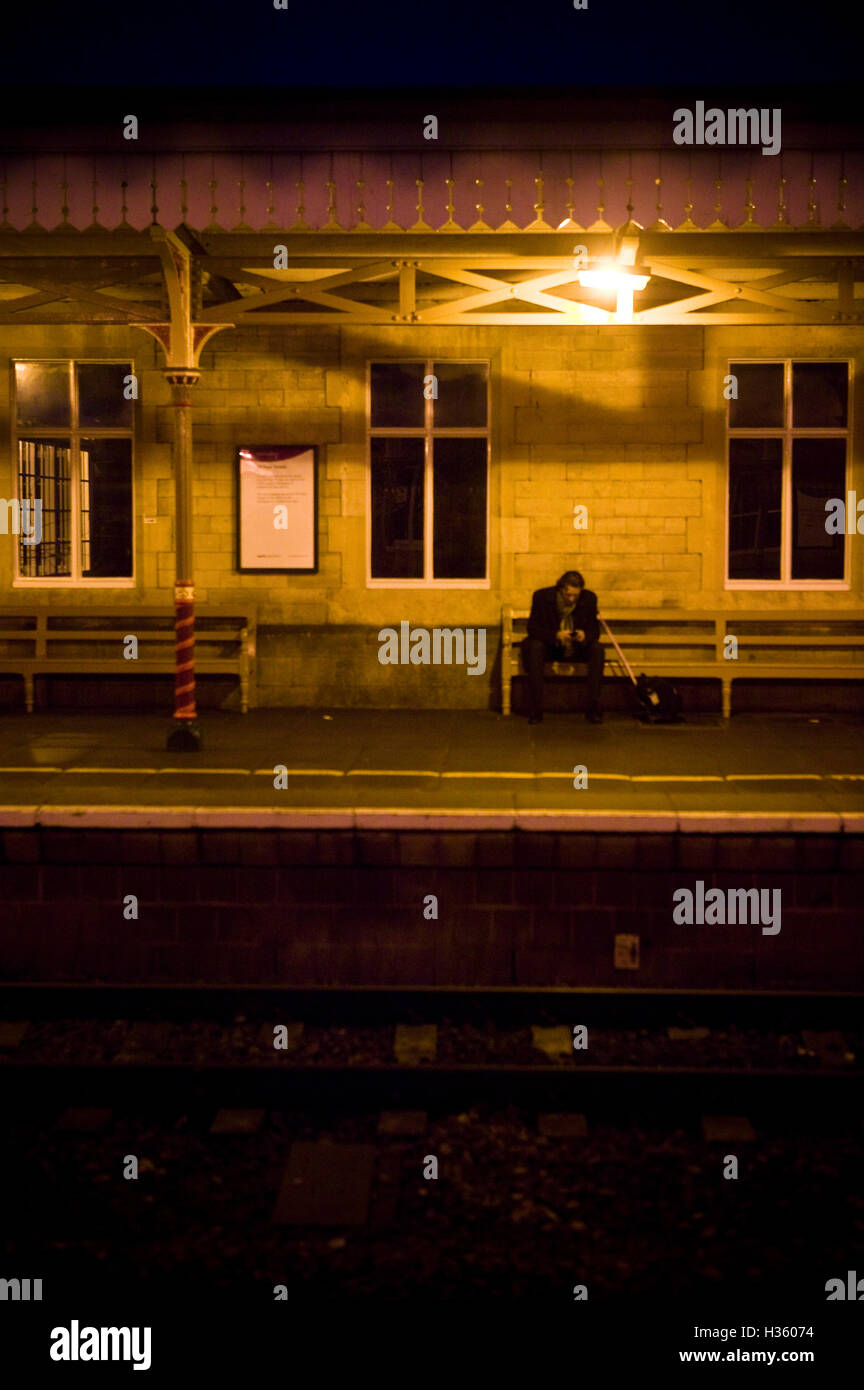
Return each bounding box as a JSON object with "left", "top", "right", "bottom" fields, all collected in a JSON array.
[{"left": 167, "top": 719, "right": 202, "bottom": 752}]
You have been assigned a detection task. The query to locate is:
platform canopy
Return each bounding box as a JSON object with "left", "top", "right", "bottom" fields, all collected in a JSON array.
[{"left": 0, "top": 144, "right": 862, "bottom": 327}]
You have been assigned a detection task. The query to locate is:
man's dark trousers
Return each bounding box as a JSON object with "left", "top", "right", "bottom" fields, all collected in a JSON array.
[{"left": 521, "top": 637, "right": 604, "bottom": 720}]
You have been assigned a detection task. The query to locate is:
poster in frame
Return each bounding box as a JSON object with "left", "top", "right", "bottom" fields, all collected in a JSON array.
[{"left": 236, "top": 445, "right": 318, "bottom": 573}]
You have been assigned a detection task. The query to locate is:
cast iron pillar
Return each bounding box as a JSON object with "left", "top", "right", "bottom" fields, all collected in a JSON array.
[{"left": 135, "top": 227, "right": 234, "bottom": 752}]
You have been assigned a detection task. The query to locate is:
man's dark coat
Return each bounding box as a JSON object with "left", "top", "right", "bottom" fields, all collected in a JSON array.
[{"left": 526, "top": 586, "right": 600, "bottom": 647}]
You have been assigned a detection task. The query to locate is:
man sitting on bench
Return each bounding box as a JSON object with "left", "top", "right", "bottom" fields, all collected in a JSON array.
[{"left": 521, "top": 569, "right": 604, "bottom": 725}]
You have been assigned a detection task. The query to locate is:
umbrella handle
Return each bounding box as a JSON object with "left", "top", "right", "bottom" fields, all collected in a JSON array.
[{"left": 599, "top": 616, "right": 639, "bottom": 687}]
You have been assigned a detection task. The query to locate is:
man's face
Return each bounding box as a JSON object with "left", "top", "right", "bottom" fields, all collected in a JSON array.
[{"left": 561, "top": 584, "right": 582, "bottom": 605}]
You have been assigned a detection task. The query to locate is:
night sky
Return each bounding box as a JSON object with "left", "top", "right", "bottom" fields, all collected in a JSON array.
[{"left": 1, "top": 0, "right": 859, "bottom": 90}]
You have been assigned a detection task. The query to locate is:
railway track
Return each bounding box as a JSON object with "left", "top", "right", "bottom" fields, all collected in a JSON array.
[
  {"left": 1, "top": 984, "right": 860, "bottom": 1340},
  {"left": 1, "top": 984, "right": 860, "bottom": 1123}
]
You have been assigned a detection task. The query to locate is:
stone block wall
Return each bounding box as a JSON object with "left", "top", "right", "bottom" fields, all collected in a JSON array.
[{"left": 1, "top": 319, "right": 862, "bottom": 708}]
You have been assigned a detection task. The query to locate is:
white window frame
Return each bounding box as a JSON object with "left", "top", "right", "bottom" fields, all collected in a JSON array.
[
  {"left": 366, "top": 357, "right": 491, "bottom": 589},
  {"left": 12, "top": 358, "right": 137, "bottom": 589},
  {"left": 724, "top": 357, "right": 852, "bottom": 591}
]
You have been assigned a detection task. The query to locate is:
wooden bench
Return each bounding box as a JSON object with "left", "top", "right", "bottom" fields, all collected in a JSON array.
[
  {"left": 501, "top": 606, "right": 864, "bottom": 718},
  {"left": 0, "top": 606, "right": 257, "bottom": 713}
]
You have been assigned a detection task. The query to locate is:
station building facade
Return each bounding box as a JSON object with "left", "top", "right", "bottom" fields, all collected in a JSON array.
[{"left": 1, "top": 92, "right": 863, "bottom": 710}]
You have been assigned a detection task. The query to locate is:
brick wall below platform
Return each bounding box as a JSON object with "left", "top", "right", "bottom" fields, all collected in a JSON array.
[{"left": 1, "top": 829, "right": 861, "bottom": 990}]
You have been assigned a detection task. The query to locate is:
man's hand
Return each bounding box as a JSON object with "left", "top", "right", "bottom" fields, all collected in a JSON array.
[
  {"left": 556, "top": 627, "right": 573, "bottom": 645},
  {"left": 573, "top": 629, "right": 585, "bottom": 644}
]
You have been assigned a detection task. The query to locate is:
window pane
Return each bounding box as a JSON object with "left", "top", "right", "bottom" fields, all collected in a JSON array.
[
  {"left": 792, "top": 439, "right": 845, "bottom": 580},
  {"left": 433, "top": 438, "right": 487, "bottom": 579},
  {"left": 15, "top": 362, "right": 71, "bottom": 428},
  {"left": 17, "top": 438, "right": 72, "bottom": 577},
  {"left": 728, "top": 363, "right": 784, "bottom": 428},
  {"left": 432, "top": 362, "right": 487, "bottom": 428},
  {"left": 78, "top": 364, "right": 133, "bottom": 427},
  {"left": 728, "top": 439, "right": 782, "bottom": 580},
  {"left": 792, "top": 363, "right": 848, "bottom": 428},
  {"left": 370, "top": 362, "right": 425, "bottom": 428},
  {"left": 81, "top": 438, "right": 133, "bottom": 578},
  {"left": 370, "top": 437, "right": 424, "bottom": 578}
]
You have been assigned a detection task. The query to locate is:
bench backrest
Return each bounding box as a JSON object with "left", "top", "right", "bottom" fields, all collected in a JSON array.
[
  {"left": 0, "top": 607, "right": 257, "bottom": 658},
  {"left": 502, "top": 605, "right": 864, "bottom": 666}
]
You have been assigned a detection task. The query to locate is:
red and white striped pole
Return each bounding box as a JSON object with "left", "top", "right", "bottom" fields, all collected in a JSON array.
[
  {"left": 165, "top": 369, "right": 201, "bottom": 750},
  {"left": 173, "top": 581, "right": 196, "bottom": 719}
]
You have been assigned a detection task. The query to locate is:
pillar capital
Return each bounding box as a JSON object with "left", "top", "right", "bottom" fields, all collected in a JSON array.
[
  {"left": 164, "top": 368, "right": 200, "bottom": 385},
  {"left": 164, "top": 368, "right": 201, "bottom": 397}
]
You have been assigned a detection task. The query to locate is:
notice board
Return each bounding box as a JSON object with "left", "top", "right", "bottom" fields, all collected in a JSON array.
[{"left": 236, "top": 446, "right": 318, "bottom": 572}]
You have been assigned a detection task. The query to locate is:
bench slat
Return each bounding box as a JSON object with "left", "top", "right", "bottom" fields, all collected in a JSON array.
[
  {"left": 0, "top": 661, "right": 246, "bottom": 673},
  {"left": 38, "top": 631, "right": 246, "bottom": 643}
]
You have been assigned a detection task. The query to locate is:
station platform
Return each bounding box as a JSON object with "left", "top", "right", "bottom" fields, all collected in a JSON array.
[
  {"left": 0, "top": 707, "right": 862, "bottom": 831},
  {"left": 1, "top": 709, "right": 862, "bottom": 989}
]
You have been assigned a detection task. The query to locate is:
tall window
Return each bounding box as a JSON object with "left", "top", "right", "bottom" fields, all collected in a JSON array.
[
  {"left": 14, "top": 360, "right": 134, "bottom": 583},
  {"left": 368, "top": 360, "right": 489, "bottom": 584},
  {"left": 726, "top": 360, "right": 850, "bottom": 587}
]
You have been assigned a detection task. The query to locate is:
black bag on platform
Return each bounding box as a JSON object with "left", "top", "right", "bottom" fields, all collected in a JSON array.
[
  {"left": 600, "top": 618, "right": 684, "bottom": 724},
  {"left": 634, "top": 673, "right": 684, "bottom": 724}
]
